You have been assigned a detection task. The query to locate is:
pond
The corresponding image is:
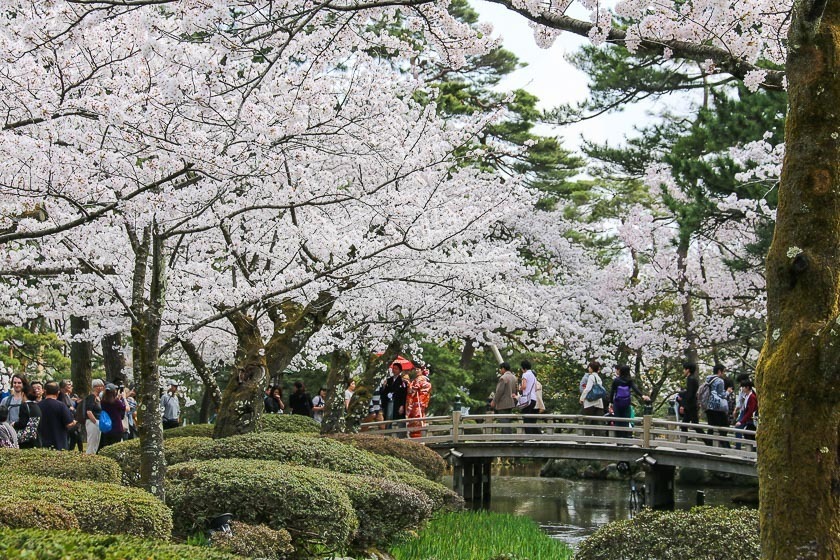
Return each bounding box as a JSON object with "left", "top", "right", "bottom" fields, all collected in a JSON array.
[{"left": 443, "top": 463, "right": 749, "bottom": 548}]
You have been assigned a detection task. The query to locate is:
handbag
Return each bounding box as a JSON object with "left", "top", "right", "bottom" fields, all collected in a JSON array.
[
  {"left": 16, "top": 403, "right": 39, "bottom": 444},
  {"left": 99, "top": 411, "right": 112, "bottom": 433},
  {"left": 585, "top": 375, "right": 607, "bottom": 402}
]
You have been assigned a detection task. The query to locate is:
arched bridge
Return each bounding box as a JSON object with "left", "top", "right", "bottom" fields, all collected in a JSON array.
[{"left": 361, "top": 412, "right": 757, "bottom": 509}]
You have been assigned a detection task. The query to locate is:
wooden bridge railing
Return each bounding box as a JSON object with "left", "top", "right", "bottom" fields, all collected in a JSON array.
[{"left": 360, "top": 411, "right": 758, "bottom": 462}]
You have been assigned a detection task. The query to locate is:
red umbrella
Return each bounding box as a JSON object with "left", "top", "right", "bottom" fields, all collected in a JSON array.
[{"left": 376, "top": 353, "right": 415, "bottom": 370}]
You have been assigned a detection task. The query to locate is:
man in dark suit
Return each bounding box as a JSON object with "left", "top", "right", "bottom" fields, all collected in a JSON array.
[{"left": 382, "top": 363, "right": 407, "bottom": 433}]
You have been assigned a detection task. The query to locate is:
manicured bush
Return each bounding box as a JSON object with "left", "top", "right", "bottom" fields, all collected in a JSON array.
[
  {"left": 326, "top": 434, "right": 446, "bottom": 480},
  {"left": 258, "top": 413, "right": 321, "bottom": 434},
  {"left": 166, "top": 459, "right": 358, "bottom": 550},
  {"left": 0, "top": 529, "right": 240, "bottom": 560},
  {"left": 326, "top": 473, "right": 434, "bottom": 547},
  {"left": 0, "top": 448, "right": 121, "bottom": 484},
  {"left": 392, "top": 472, "right": 464, "bottom": 512},
  {"left": 575, "top": 506, "right": 759, "bottom": 560},
  {"left": 390, "top": 511, "right": 573, "bottom": 560},
  {"left": 210, "top": 521, "right": 293, "bottom": 560},
  {"left": 0, "top": 501, "right": 79, "bottom": 530},
  {"left": 5, "top": 474, "right": 172, "bottom": 539},
  {"left": 99, "top": 436, "right": 212, "bottom": 486},
  {"left": 164, "top": 432, "right": 423, "bottom": 478},
  {"left": 163, "top": 423, "right": 215, "bottom": 439}
]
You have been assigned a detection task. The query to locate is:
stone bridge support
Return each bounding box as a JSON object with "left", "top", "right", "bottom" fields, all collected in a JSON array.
[{"left": 644, "top": 463, "right": 676, "bottom": 510}]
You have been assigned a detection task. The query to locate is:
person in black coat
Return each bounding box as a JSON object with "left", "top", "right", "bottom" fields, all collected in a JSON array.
[
  {"left": 609, "top": 365, "right": 649, "bottom": 438},
  {"left": 381, "top": 363, "right": 403, "bottom": 422}
]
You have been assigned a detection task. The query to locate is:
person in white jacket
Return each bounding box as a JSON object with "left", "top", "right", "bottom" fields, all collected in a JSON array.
[{"left": 580, "top": 361, "right": 606, "bottom": 435}]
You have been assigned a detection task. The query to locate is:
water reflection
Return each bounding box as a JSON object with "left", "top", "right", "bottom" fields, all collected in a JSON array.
[{"left": 443, "top": 464, "right": 748, "bottom": 548}]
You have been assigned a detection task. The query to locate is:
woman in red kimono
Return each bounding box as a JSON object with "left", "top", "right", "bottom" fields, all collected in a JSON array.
[{"left": 406, "top": 368, "right": 432, "bottom": 438}]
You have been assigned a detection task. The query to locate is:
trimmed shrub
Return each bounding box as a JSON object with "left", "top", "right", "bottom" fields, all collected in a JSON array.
[
  {"left": 575, "top": 506, "right": 759, "bottom": 560},
  {"left": 326, "top": 434, "right": 446, "bottom": 480},
  {"left": 99, "top": 436, "right": 212, "bottom": 486},
  {"left": 0, "top": 448, "right": 121, "bottom": 484},
  {"left": 164, "top": 432, "right": 424, "bottom": 478},
  {"left": 210, "top": 521, "right": 293, "bottom": 560},
  {"left": 0, "top": 501, "right": 79, "bottom": 530},
  {"left": 166, "top": 459, "right": 358, "bottom": 550},
  {"left": 163, "top": 423, "right": 215, "bottom": 439},
  {"left": 391, "top": 472, "right": 464, "bottom": 512},
  {"left": 326, "top": 473, "right": 434, "bottom": 547},
  {"left": 5, "top": 474, "right": 172, "bottom": 539},
  {"left": 258, "top": 413, "right": 321, "bottom": 434},
  {"left": 0, "top": 529, "right": 239, "bottom": 560}
]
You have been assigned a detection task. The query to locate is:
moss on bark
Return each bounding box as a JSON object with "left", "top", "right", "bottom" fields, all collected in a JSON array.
[{"left": 756, "top": 4, "right": 840, "bottom": 557}]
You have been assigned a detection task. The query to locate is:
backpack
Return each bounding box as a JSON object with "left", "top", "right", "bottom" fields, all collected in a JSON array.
[
  {"left": 99, "top": 410, "right": 112, "bottom": 433},
  {"left": 697, "top": 377, "right": 715, "bottom": 411},
  {"left": 614, "top": 384, "right": 632, "bottom": 408},
  {"left": 16, "top": 403, "right": 39, "bottom": 444}
]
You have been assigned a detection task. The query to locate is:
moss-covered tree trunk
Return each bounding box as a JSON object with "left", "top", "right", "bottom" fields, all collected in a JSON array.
[
  {"left": 677, "top": 239, "right": 700, "bottom": 364},
  {"left": 181, "top": 338, "right": 222, "bottom": 415},
  {"left": 321, "top": 349, "right": 352, "bottom": 434},
  {"left": 213, "top": 311, "right": 267, "bottom": 439},
  {"left": 755, "top": 2, "right": 840, "bottom": 557},
  {"left": 69, "top": 316, "right": 92, "bottom": 397},
  {"left": 132, "top": 226, "right": 167, "bottom": 501}
]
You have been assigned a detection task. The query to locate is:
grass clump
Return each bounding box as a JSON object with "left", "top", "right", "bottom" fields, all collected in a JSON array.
[
  {"left": 575, "top": 506, "right": 759, "bottom": 560},
  {"left": 390, "top": 511, "right": 572, "bottom": 560},
  {"left": 0, "top": 529, "right": 239, "bottom": 560},
  {"left": 0, "top": 448, "right": 121, "bottom": 484}
]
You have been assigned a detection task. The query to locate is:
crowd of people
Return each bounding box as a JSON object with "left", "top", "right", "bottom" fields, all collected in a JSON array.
[
  {"left": 263, "top": 364, "right": 434, "bottom": 438},
  {"left": 0, "top": 373, "right": 144, "bottom": 452}
]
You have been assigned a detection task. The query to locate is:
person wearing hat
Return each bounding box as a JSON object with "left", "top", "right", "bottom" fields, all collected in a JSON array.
[
  {"left": 162, "top": 380, "right": 180, "bottom": 429},
  {"left": 84, "top": 379, "right": 105, "bottom": 454}
]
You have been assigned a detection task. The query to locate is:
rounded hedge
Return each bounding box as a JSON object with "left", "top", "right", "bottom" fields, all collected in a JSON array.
[
  {"left": 0, "top": 448, "right": 121, "bottom": 484},
  {"left": 258, "top": 413, "right": 321, "bottom": 434},
  {"left": 391, "top": 472, "right": 464, "bottom": 513},
  {"left": 326, "top": 434, "right": 446, "bottom": 480},
  {"left": 99, "top": 436, "right": 212, "bottom": 486},
  {"left": 5, "top": 474, "right": 172, "bottom": 539},
  {"left": 210, "top": 521, "right": 293, "bottom": 560},
  {"left": 0, "top": 501, "right": 79, "bottom": 531},
  {"left": 163, "top": 424, "right": 215, "bottom": 439},
  {"left": 0, "top": 529, "right": 240, "bottom": 560},
  {"left": 166, "top": 458, "right": 358, "bottom": 550},
  {"left": 163, "top": 432, "right": 423, "bottom": 478},
  {"left": 575, "top": 506, "right": 759, "bottom": 560},
  {"left": 326, "top": 472, "right": 434, "bottom": 547}
]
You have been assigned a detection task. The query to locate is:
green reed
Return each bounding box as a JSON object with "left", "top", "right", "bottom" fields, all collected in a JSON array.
[{"left": 389, "top": 510, "right": 574, "bottom": 560}]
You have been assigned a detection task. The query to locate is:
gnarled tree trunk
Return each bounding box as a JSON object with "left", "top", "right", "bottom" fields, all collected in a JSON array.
[
  {"left": 321, "top": 349, "right": 352, "bottom": 434},
  {"left": 755, "top": 2, "right": 840, "bottom": 557},
  {"left": 213, "top": 311, "right": 267, "bottom": 439},
  {"left": 102, "top": 332, "right": 125, "bottom": 383}
]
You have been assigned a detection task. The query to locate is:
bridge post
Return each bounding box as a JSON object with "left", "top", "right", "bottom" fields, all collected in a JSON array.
[
  {"left": 644, "top": 463, "right": 676, "bottom": 510},
  {"left": 452, "top": 410, "right": 461, "bottom": 443},
  {"left": 642, "top": 415, "right": 652, "bottom": 448},
  {"left": 450, "top": 456, "right": 492, "bottom": 504}
]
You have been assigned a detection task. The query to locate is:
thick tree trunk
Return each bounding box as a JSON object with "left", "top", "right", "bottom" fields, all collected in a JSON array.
[
  {"left": 459, "top": 338, "right": 476, "bottom": 368},
  {"left": 69, "top": 316, "right": 92, "bottom": 396},
  {"left": 101, "top": 333, "right": 125, "bottom": 383},
  {"left": 321, "top": 349, "right": 352, "bottom": 434},
  {"left": 199, "top": 386, "right": 213, "bottom": 424},
  {"left": 133, "top": 227, "right": 166, "bottom": 501},
  {"left": 755, "top": 3, "right": 840, "bottom": 558},
  {"left": 180, "top": 338, "right": 222, "bottom": 414},
  {"left": 264, "top": 291, "right": 338, "bottom": 380},
  {"left": 213, "top": 312, "right": 267, "bottom": 439}
]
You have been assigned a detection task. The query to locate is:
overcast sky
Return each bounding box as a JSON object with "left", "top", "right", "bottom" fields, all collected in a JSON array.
[{"left": 470, "top": 1, "right": 654, "bottom": 153}]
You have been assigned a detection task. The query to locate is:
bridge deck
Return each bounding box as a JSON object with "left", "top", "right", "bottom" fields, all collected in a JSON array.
[{"left": 360, "top": 412, "right": 757, "bottom": 477}]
